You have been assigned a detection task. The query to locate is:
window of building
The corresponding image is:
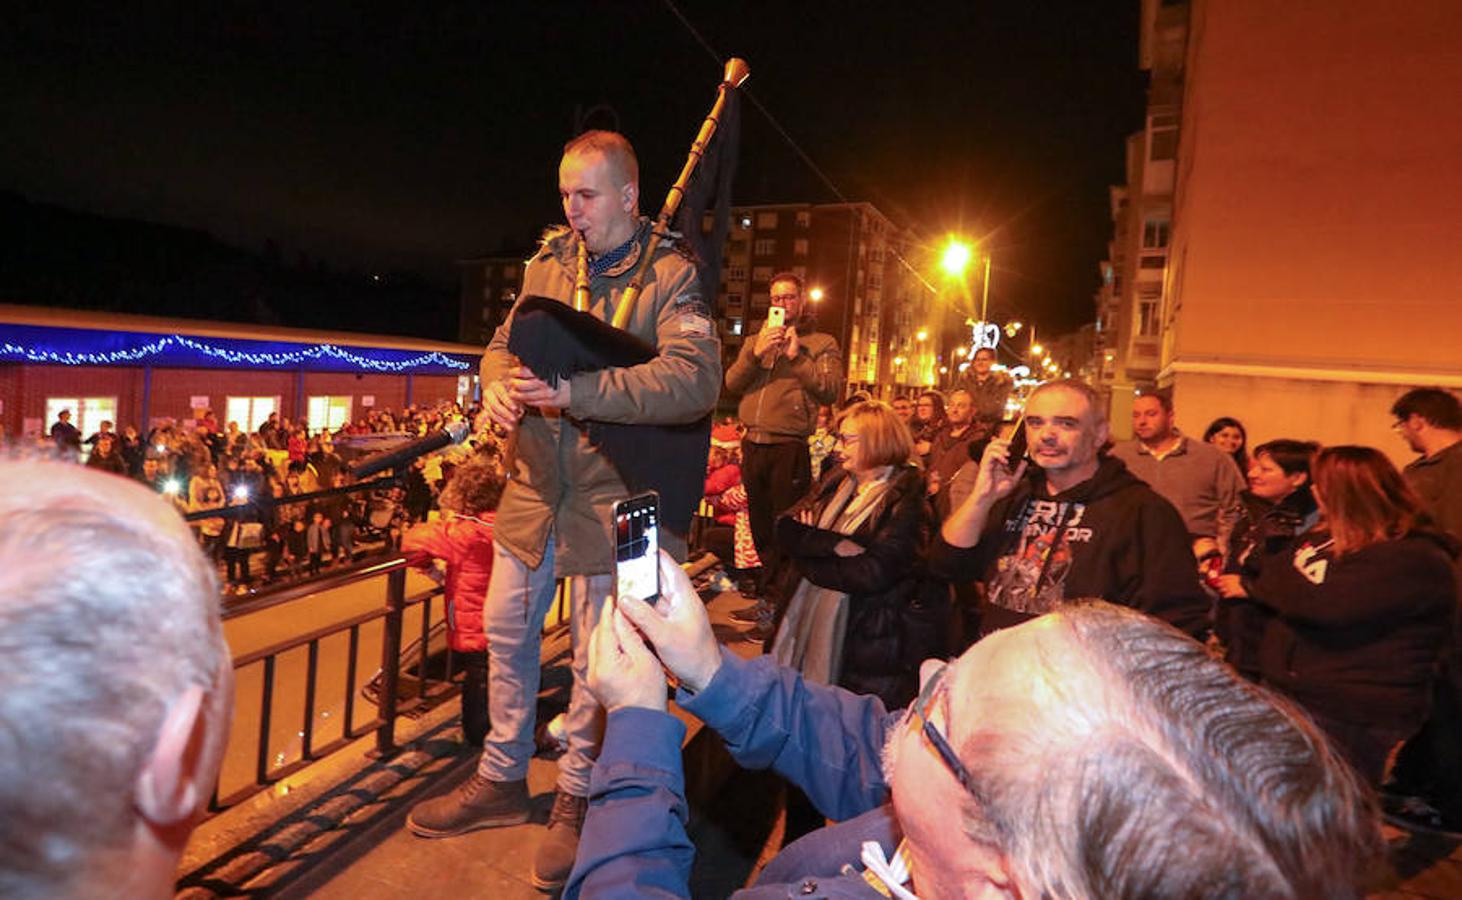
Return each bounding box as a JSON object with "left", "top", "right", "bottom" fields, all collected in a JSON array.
[
  {"left": 751, "top": 292, "right": 769, "bottom": 312},
  {"left": 756, "top": 212, "right": 778, "bottom": 229},
  {"left": 728, "top": 239, "right": 748, "bottom": 256},
  {"left": 225, "top": 396, "right": 278, "bottom": 434},
  {"left": 796, "top": 210, "right": 811, "bottom": 228},
  {"left": 726, "top": 265, "right": 747, "bottom": 282},
  {"left": 794, "top": 238, "right": 809, "bottom": 256},
  {"left": 752, "top": 266, "right": 774, "bottom": 283},
  {"left": 1136, "top": 300, "right": 1161, "bottom": 337},
  {"left": 753, "top": 238, "right": 777, "bottom": 256},
  {"left": 45, "top": 396, "right": 116, "bottom": 439},
  {"left": 307, "top": 395, "right": 353, "bottom": 433},
  {"left": 1142, "top": 219, "right": 1170, "bottom": 249},
  {"left": 726, "top": 293, "right": 743, "bottom": 311},
  {"left": 729, "top": 317, "right": 743, "bottom": 336},
  {"left": 1149, "top": 113, "right": 1179, "bottom": 161},
  {"left": 1139, "top": 255, "right": 1166, "bottom": 269}
]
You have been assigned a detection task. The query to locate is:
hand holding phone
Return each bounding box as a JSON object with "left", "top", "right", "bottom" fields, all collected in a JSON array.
[
  {"left": 766, "top": 305, "right": 786, "bottom": 329},
  {"left": 613, "top": 492, "right": 661, "bottom": 609},
  {"left": 1004, "top": 416, "right": 1029, "bottom": 469}
]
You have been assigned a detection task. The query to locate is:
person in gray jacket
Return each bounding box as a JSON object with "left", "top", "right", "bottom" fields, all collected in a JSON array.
[{"left": 723, "top": 272, "right": 843, "bottom": 627}]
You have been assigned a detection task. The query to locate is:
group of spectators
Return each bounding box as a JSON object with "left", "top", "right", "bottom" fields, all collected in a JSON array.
[
  {"left": 38, "top": 399, "right": 498, "bottom": 594},
  {"left": 709, "top": 370, "right": 1461, "bottom": 822}
]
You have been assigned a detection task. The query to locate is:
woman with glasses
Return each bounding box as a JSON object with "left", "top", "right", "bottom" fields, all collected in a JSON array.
[
  {"left": 1247, "top": 445, "right": 1456, "bottom": 786},
  {"left": 768, "top": 400, "right": 949, "bottom": 710}
]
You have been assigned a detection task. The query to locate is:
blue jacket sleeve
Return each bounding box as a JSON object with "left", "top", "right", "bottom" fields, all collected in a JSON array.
[
  {"left": 677, "top": 648, "right": 897, "bottom": 821},
  {"left": 564, "top": 708, "right": 693, "bottom": 899}
]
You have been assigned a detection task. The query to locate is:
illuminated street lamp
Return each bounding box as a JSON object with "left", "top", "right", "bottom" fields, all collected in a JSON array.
[
  {"left": 916, "top": 328, "right": 928, "bottom": 342},
  {"left": 1030, "top": 342, "right": 1044, "bottom": 357},
  {"left": 809, "top": 286, "right": 825, "bottom": 303},
  {"left": 954, "top": 345, "right": 968, "bottom": 357},
  {"left": 941, "top": 239, "right": 972, "bottom": 277}
]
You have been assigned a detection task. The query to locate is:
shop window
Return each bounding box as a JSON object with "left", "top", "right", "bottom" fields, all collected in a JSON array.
[
  {"left": 225, "top": 396, "right": 279, "bottom": 434},
  {"left": 307, "top": 395, "right": 353, "bottom": 433},
  {"left": 45, "top": 396, "right": 116, "bottom": 438}
]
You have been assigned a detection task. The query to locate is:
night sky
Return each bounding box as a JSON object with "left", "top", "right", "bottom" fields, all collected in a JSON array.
[{"left": 2, "top": 2, "right": 1146, "bottom": 336}]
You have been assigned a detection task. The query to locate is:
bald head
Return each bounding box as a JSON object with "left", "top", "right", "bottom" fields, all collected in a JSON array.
[{"left": 0, "top": 463, "right": 231, "bottom": 898}]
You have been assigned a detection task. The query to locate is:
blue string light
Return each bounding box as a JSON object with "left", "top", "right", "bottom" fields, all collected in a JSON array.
[{"left": 0, "top": 334, "right": 471, "bottom": 372}]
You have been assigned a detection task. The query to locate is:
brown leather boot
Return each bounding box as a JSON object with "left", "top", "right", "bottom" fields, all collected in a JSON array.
[
  {"left": 405, "top": 773, "right": 530, "bottom": 838},
  {"left": 530, "top": 790, "right": 588, "bottom": 891}
]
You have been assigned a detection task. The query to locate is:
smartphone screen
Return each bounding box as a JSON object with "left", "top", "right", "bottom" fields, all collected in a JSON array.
[
  {"left": 766, "top": 305, "right": 786, "bottom": 329},
  {"left": 1005, "top": 415, "right": 1029, "bottom": 467},
  {"left": 613, "top": 492, "right": 660, "bottom": 606}
]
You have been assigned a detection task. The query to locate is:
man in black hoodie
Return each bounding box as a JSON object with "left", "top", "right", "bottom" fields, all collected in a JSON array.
[{"left": 933, "top": 379, "right": 1208, "bottom": 641}]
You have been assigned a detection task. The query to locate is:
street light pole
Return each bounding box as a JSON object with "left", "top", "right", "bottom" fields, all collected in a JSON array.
[{"left": 980, "top": 252, "right": 992, "bottom": 322}]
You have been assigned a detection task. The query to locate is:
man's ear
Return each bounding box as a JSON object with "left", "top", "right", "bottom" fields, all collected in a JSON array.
[
  {"left": 135, "top": 685, "right": 209, "bottom": 826},
  {"left": 621, "top": 181, "right": 638, "bottom": 214}
]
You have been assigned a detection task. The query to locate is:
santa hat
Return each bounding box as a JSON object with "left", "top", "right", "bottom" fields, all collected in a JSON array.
[{"left": 711, "top": 423, "right": 741, "bottom": 449}]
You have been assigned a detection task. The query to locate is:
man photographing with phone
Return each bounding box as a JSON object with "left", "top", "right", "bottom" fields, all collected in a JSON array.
[
  {"left": 723, "top": 272, "right": 844, "bottom": 632},
  {"left": 934, "top": 378, "right": 1209, "bottom": 640},
  {"left": 564, "top": 550, "right": 1383, "bottom": 898}
]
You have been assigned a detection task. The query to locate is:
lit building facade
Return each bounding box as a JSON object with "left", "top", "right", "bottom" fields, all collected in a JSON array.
[
  {"left": 1156, "top": 0, "right": 1462, "bottom": 465},
  {"left": 1097, "top": 0, "right": 1188, "bottom": 438}
]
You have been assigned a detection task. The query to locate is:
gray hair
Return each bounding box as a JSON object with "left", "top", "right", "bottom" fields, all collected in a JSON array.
[
  {"left": 957, "top": 602, "right": 1382, "bottom": 899},
  {"left": 0, "top": 463, "right": 227, "bottom": 898}
]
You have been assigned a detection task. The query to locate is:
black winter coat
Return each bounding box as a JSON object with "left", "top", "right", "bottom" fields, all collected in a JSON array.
[
  {"left": 1254, "top": 528, "right": 1457, "bottom": 730},
  {"left": 772, "top": 463, "right": 950, "bottom": 709},
  {"left": 1218, "top": 487, "right": 1320, "bottom": 678}
]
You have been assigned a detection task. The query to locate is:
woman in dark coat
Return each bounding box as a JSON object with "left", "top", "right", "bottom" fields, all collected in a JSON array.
[
  {"left": 1245, "top": 446, "right": 1456, "bottom": 787},
  {"left": 1214, "top": 438, "right": 1321, "bottom": 680},
  {"left": 770, "top": 400, "right": 949, "bottom": 709}
]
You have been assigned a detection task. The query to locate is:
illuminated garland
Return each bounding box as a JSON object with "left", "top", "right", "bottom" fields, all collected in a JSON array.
[{"left": 0, "top": 334, "right": 470, "bottom": 372}]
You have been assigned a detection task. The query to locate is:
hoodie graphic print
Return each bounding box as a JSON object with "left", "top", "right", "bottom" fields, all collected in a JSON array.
[{"left": 987, "top": 497, "right": 1097, "bottom": 615}]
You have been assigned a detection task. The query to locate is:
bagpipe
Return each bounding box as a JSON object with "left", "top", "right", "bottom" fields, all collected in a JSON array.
[{"left": 506, "top": 58, "right": 749, "bottom": 536}]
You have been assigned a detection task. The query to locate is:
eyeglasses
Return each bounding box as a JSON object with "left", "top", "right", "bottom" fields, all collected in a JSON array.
[
  {"left": 905, "top": 662, "right": 980, "bottom": 799},
  {"left": 1391, "top": 419, "right": 1409, "bottom": 432},
  {"left": 835, "top": 432, "right": 861, "bottom": 446},
  {"left": 770, "top": 293, "right": 800, "bottom": 303}
]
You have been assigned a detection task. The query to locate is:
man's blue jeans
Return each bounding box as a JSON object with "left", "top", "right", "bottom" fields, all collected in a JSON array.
[{"left": 476, "top": 537, "right": 610, "bottom": 798}]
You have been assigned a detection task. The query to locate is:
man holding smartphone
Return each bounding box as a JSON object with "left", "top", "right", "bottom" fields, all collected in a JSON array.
[
  {"left": 723, "top": 272, "right": 844, "bottom": 633},
  {"left": 933, "top": 378, "right": 1209, "bottom": 641},
  {"left": 405, "top": 130, "right": 720, "bottom": 893}
]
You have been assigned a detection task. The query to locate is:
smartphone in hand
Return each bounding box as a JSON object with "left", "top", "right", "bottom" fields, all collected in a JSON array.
[
  {"left": 1004, "top": 416, "right": 1029, "bottom": 469},
  {"left": 612, "top": 491, "right": 660, "bottom": 609},
  {"left": 766, "top": 305, "right": 786, "bottom": 329}
]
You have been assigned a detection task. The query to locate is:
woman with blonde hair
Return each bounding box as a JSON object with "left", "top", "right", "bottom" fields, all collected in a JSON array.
[
  {"left": 1251, "top": 445, "right": 1456, "bottom": 786},
  {"left": 768, "top": 400, "right": 948, "bottom": 709}
]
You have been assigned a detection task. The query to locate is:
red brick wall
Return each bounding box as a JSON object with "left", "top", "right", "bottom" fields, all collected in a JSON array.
[
  {"left": 7, "top": 364, "right": 144, "bottom": 435},
  {"left": 148, "top": 368, "right": 297, "bottom": 426},
  {"left": 301, "top": 372, "right": 407, "bottom": 421},
  {"left": 412, "top": 374, "right": 465, "bottom": 406}
]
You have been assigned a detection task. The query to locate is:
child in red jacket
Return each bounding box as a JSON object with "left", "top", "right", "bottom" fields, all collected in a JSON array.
[{"left": 401, "top": 458, "right": 504, "bottom": 747}]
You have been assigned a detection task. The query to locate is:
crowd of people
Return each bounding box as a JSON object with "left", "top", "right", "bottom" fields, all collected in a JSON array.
[
  {"left": 35, "top": 399, "right": 501, "bottom": 594},
  {"left": 6, "top": 127, "right": 1456, "bottom": 899}
]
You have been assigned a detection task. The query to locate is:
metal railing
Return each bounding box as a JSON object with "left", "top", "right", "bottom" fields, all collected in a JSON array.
[{"left": 212, "top": 552, "right": 570, "bottom": 813}]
